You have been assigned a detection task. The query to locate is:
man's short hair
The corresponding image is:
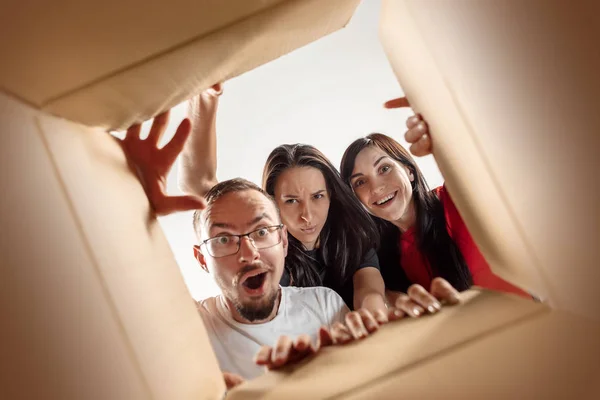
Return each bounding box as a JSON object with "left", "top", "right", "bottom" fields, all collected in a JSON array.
[{"left": 192, "top": 178, "right": 280, "bottom": 239}]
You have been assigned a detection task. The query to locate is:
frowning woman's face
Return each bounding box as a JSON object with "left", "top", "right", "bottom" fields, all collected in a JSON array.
[{"left": 273, "top": 166, "right": 331, "bottom": 250}]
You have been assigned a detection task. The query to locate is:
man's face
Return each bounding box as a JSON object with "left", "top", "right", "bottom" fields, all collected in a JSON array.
[{"left": 196, "top": 189, "right": 288, "bottom": 322}]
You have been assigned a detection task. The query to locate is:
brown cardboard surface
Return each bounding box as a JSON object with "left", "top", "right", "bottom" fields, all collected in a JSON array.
[
  {"left": 0, "top": 0, "right": 284, "bottom": 103},
  {"left": 0, "top": 93, "right": 149, "bottom": 399},
  {"left": 339, "top": 309, "right": 600, "bottom": 399},
  {"left": 227, "top": 290, "right": 552, "bottom": 399},
  {"left": 3, "top": 0, "right": 600, "bottom": 398},
  {"left": 0, "top": 93, "right": 224, "bottom": 399},
  {"left": 378, "top": 0, "right": 546, "bottom": 303},
  {"left": 379, "top": 0, "right": 600, "bottom": 320},
  {"left": 0, "top": 0, "right": 360, "bottom": 130},
  {"left": 229, "top": 290, "right": 600, "bottom": 399}
]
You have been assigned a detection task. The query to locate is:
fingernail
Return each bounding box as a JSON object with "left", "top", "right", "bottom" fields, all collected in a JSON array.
[
  {"left": 413, "top": 308, "right": 421, "bottom": 316},
  {"left": 427, "top": 305, "right": 437, "bottom": 313},
  {"left": 434, "top": 302, "right": 442, "bottom": 310},
  {"left": 394, "top": 310, "right": 403, "bottom": 317}
]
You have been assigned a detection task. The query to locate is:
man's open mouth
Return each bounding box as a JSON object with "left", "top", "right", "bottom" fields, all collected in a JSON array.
[{"left": 242, "top": 271, "right": 268, "bottom": 290}]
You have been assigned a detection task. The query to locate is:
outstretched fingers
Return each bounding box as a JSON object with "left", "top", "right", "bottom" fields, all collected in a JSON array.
[{"left": 147, "top": 110, "right": 171, "bottom": 145}]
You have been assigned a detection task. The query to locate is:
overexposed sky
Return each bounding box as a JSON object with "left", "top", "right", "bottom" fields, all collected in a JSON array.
[{"left": 140, "top": 0, "right": 444, "bottom": 300}]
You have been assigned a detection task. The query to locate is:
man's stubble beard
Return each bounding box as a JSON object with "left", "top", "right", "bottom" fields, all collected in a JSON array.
[
  {"left": 218, "top": 260, "right": 283, "bottom": 322},
  {"left": 232, "top": 286, "right": 279, "bottom": 322}
]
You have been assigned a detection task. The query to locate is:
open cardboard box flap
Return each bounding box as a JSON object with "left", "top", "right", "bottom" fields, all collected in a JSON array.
[
  {"left": 1, "top": 0, "right": 600, "bottom": 399},
  {"left": 0, "top": 0, "right": 361, "bottom": 130},
  {"left": 377, "top": 0, "right": 600, "bottom": 320}
]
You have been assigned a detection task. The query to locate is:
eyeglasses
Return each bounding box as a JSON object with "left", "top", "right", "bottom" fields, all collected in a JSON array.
[{"left": 201, "top": 224, "right": 284, "bottom": 258}]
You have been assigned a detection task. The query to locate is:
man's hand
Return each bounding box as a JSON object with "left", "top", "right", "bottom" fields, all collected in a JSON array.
[
  {"left": 120, "top": 110, "right": 206, "bottom": 215},
  {"left": 253, "top": 312, "right": 381, "bottom": 371},
  {"left": 253, "top": 304, "right": 402, "bottom": 371},
  {"left": 384, "top": 96, "right": 433, "bottom": 157},
  {"left": 254, "top": 328, "right": 329, "bottom": 370}
]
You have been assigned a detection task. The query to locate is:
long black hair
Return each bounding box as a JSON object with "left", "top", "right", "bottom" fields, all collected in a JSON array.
[
  {"left": 262, "top": 144, "right": 379, "bottom": 288},
  {"left": 340, "top": 133, "right": 472, "bottom": 291}
]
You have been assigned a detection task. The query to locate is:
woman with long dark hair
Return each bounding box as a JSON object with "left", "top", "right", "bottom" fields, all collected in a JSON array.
[
  {"left": 262, "top": 144, "right": 389, "bottom": 311},
  {"left": 339, "top": 119, "right": 530, "bottom": 299}
]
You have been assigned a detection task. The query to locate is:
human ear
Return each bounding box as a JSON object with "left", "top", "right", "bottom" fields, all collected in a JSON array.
[{"left": 193, "top": 245, "right": 209, "bottom": 273}]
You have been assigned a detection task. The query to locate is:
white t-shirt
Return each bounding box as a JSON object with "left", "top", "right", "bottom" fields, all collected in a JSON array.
[{"left": 197, "top": 286, "right": 350, "bottom": 379}]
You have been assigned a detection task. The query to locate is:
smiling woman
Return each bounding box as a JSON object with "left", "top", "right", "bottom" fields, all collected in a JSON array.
[{"left": 340, "top": 132, "right": 532, "bottom": 299}]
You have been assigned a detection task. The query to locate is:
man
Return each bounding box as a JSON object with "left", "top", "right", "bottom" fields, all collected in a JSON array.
[
  {"left": 120, "top": 107, "right": 461, "bottom": 383},
  {"left": 194, "top": 177, "right": 366, "bottom": 379}
]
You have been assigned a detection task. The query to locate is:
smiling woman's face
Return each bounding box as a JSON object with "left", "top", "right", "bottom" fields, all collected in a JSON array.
[
  {"left": 273, "top": 166, "right": 331, "bottom": 250},
  {"left": 349, "top": 145, "right": 415, "bottom": 224}
]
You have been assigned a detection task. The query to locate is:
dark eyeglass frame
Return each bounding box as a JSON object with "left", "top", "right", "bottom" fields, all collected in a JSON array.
[{"left": 200, "top": 224, "right": 284, "bottom": 258}]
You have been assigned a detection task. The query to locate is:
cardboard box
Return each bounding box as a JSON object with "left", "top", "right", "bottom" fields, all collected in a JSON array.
[{"left": 1, "top": 0, "right": 599, "bottom": 399}]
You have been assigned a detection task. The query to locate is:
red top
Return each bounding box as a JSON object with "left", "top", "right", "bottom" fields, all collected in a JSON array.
[{"left": 399, "top": 186, "right": 530, "bottom": 298}]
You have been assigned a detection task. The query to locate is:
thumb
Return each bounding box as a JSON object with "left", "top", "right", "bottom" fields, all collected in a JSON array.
[{"left": 384, "top": 97, "right": 411, "bottom": 109}]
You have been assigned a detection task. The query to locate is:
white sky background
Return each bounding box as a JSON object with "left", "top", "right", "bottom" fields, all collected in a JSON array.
[{"left": 137, "top": 0, "right": 444, "bottom": 300}]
